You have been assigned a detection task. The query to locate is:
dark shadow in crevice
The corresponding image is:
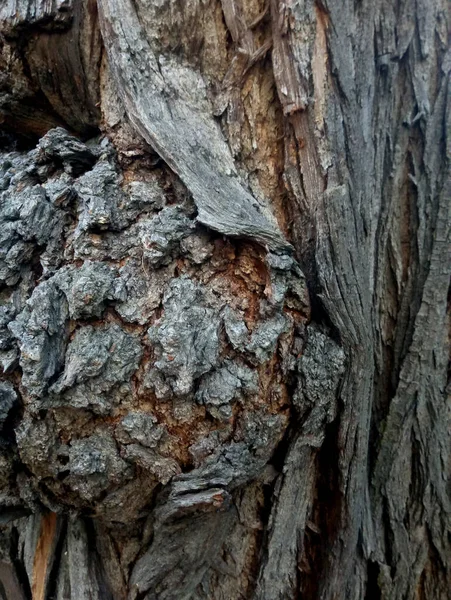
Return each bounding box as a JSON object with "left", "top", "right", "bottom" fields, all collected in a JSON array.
[{"left": 10, "top": 526, "right": 32, "bottom": 600}]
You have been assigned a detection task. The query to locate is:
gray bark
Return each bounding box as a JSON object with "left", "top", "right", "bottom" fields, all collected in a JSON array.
[{"left": 0, "top": 1, "right": 449, "bottom": 599}]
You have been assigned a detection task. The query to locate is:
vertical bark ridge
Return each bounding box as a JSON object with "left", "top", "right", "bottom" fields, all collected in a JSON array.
[{"left": 269, "top": 0, "right": 451, "bottom": 597}]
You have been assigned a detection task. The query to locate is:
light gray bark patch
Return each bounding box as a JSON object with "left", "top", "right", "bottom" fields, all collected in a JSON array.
[
  {"left": 125, "top": 179, "right": 166, "bottom": 212},
  {"left": 147, "top": 276, "right": 220, "bottom": 396},
  {"left": 67, "top": 434, "right": 132, "bottom": 503},
  {"left": 8, "top": 279, "right": 69, "bottom": 398},
  {"left": 0, "top": 348, "right": 19, "bottom": 373},
  {"left": 42, "top": 173, "right": 76, "bottom": 208},
  {"left": 0, "top": 382, "right": 17, "bottom": 425},
  {"left": 196, "top": 360, "right": 258, "bottom": 415},
  {"left": 179, "top": 230, "right": 215, "bottom": 265},
  {"left": 140, "top": 206, "right": 195, "bottom": 267},
  {"left": 0, "top": 184, "right": 62, "bottom": 285},
  {"left": 49, "top": 323, "right": 142, "bottom": 413},
  {"left": 97, "top": 0, "right": 289, "bottom": 251},
  {"left": 247, "top": 313, "right": 290, "bottom": 362},
  {"left": 294, "top": 327, "right": 346, "bottom": 433},
  {"left": 74, "top": 161, "right": 127, "bottom": 232},
  {"left": 222, "top": 305, "right": 290, "bottom": 362},
  {"left": 120, "top": 445, "right": 181, "bottom": 484},
  {"left": 116, "top": 261, "right": 174, "bottom": 325},
  {"left": 222, "top": 306, "right": 250, "bottom": 350},
  {"left": 266, "top": 251, "right": 310, "bottom": 312},
  {"left": 53, "top": 261, "right": 125, "bottom": 320},
  {"left": 115, "top": 411, "right": 165, "bottom": 449}
]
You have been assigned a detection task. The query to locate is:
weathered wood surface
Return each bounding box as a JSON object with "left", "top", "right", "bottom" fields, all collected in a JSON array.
[
  {"left": 0, "top": 0, "right": 449, "bottom": 599},
  {"left": 97, "top": 0, "right": 288, "bottom": 251}
]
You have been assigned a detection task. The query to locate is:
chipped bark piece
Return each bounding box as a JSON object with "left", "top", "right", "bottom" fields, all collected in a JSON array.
[
  {"left": 125, "top": 179, "right": 165, "bottom": 212},
  {"left": 53, "top": 261, "right": 125, "bottom": 320},
  {"left": 223, "top": 305, "right": 290, "bottom": 362},
  {"left": 116, "top": 261, "right": 174, "bottom": 325},
  {"left": 266, "top": 251, "right": 311, "bottom": 311},
  {"left": 37, "top": 128, "right": 97, "bottom": 175},
  {"left": 247, "top": 312, "right": 290, "bottom": 362},
  {"left": 121, "top": 445, "right": 181, "bottom": 484},
  {"left": 179, "top": 230, "right": 214, "bottom": 265},
  {"left": 115, "top": 412, "right": 165, "bottom": 448},
  {"left": 67, "top": 434, "right": 132, "bottom": 503},
  {"left": 0, "top": 184, "right": 63, "bottom": 285},
  {"left": 222, "top": 306, "right": 250, "bottom": 350},
  {"left": 9, "top": 279, "right": 69, "bottom": 398},
  {"left": 196, "top": 360, "right": 258, "bottom": 419},
  {"left": 74, "top": 161, "right": 126, "bottom": 231},
  {"left": 140, "top": 206, "right": 195, "bottom": 267},
  {"left": 43, "top": 173, "right": 76, "bottom": 207},
  {"left": 0, "top": 348, "right": 19, "bottom": 373},
  {"left": 49, "top": 323, "right": 142, "bottom": 413}
]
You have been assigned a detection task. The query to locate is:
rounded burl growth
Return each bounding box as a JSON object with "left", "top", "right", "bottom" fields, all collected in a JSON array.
[{"left": 0, "top": 128, "right": 310, "bottom": 523}]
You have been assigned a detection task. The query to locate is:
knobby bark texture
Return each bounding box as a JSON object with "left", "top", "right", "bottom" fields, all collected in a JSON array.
[{"left": 0, "top": 1, "right": 449, "bottom": 599}]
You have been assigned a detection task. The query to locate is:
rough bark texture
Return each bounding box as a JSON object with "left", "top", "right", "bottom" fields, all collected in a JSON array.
[{"left": 0, "top": 1, "right": 449, "bottom": 599}]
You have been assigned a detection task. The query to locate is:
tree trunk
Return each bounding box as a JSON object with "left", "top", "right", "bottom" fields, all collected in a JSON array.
[{"left": 0, "top": 0, "right": 449, "bottom": 599}]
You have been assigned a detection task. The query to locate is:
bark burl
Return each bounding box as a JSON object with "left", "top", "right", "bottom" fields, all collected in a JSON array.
[{"left": 0, "top": 1, "right": 449, "bottom": 599}]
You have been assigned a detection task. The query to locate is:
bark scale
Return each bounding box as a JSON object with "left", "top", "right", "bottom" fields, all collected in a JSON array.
[{"left": 0, "top": 1, "right": 449, "bottom": 599}]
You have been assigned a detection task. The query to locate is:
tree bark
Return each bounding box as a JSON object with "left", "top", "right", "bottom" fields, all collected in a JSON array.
[{"left": 0, "top": 1, "right": 449, "bottom": 599}]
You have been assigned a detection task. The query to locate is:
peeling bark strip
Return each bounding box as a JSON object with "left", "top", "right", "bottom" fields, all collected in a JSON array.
[
  {"left": 97, "top": 0, "right": 289, "bottom": 251},
  {"left": 0, "top": 0, "right": 450, "bottom": 599},
  {"left": 31, "top": 512, "right": 59, "bottom": 600}
]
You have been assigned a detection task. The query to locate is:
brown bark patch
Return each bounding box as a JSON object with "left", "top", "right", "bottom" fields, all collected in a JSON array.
[{"left": 31, "top": 512, "right": 59, "bottom": 600}]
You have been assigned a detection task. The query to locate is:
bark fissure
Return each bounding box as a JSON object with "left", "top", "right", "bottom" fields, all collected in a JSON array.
[{"left": 0, "top": 0, "right": 449, "bottom": 598}]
